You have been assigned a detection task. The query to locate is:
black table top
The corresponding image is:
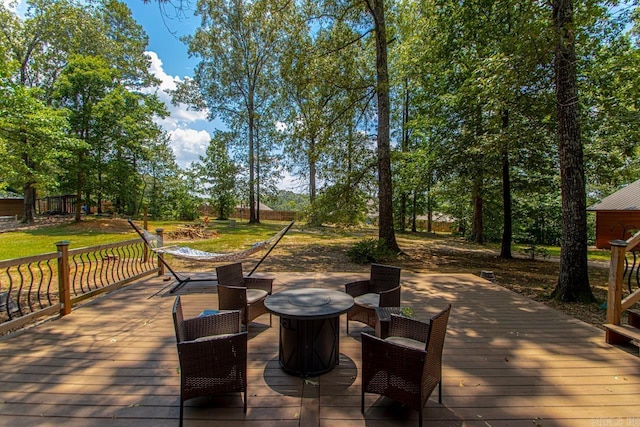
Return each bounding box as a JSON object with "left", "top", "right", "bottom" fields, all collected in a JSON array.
[{"left": 265, "top": 288, "right": 354, "bottom": 320}]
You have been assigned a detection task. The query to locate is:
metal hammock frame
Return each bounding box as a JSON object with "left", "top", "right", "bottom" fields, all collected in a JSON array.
[{"left": 129, "top": 219, "right": 294, "bottom": 293}]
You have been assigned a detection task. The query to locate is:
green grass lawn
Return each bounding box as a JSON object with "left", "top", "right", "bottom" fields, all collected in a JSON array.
[
  {"left": 0, "top": 218, "right": 296, "bottom": 260},
  {"left": 0, "top": 216, "right": 612, "bottom": 264}
]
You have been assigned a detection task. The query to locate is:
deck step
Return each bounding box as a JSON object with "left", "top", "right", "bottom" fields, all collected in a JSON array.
[{"left": 604, "top": 323, "right": 640, "bottom": 345}]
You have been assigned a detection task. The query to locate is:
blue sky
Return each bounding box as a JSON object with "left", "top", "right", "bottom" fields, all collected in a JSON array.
[
  {"left": 124, "top": 1, "right": 218, "bottom": 169},
  {"left": 124, "top": 1, "right": 297, "bottom": 190},
  {"left": 124, "top": 1, "right": 199, "bottom": 77}
]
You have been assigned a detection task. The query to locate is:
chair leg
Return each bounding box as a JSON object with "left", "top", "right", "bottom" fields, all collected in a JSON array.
[
  {"left": 179, "top": 399, "right": 184, "bottom": 427},
  {"left": 438, "top": 380, "right": 442, "bottom": 404},
  {"left": 361, "top": 389, "right": 364, "bottom": 413},
  {"left": 418, "top": 408, "right": 423, "bottom": 427},
  {"left": 243, "top": 389, "right": 247, "bottom": 413}
]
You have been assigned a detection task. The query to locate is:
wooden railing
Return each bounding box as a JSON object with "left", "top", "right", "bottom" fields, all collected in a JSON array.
[
  {"left": 606, "top": 230, "right": 640, "bottom": 332},
  {"left": 0, "top": 239, "right": 160, "bottom": 335}
]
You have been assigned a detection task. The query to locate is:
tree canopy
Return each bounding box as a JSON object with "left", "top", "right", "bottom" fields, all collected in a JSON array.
[{"left": 2, "top": 0, "right": 640, "bottom": 302}]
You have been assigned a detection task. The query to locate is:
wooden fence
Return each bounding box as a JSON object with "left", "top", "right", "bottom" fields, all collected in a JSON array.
[
  {"left": 36, "top": 195, "right": 77, "bottom": 215},
  {"left": 233, "top": 208, "right": 298, "bottom": 222},
  {"left": 0, "top": 239, "right": 160, "bottom": 335}
]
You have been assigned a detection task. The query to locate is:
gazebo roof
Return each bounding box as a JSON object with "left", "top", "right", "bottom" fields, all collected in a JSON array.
[{"left": 588, "top": 178, "right": 640, "bottom": 211}]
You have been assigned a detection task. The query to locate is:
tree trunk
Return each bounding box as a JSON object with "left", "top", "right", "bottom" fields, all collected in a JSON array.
[
  {"left": 75, "top": 151, "right": 84, "bottom": 222},
  {"left": 399, "top": 194, "right": 407, "bottom": 232},
  {"left": 551, "top": 0, "right": 594, "bottom": 302},
  {"left": 256, "top": 122, "right": 261, "bottom": 223},
  {"left": 97, "top": 167, "right": 103, "bottom": 214},
  {"left": 500, "top": 109, "right": 513, "bottom": 259},
  {"left": 399, "top": 78, "right": 410, "bottom": 233},
  {"left": 248, "top": 102, "right": 258, "bottom": 224},
  {"left": 309, "top": 137, "right": 316, "bottom": 204},
  {"left": 21, "top": 150, "right": 35, "bottom": 223},
  {"left": 470, "top": 177, "right": 484, "bottom": 244},
  {"left": 369, "top": 0, "right": 399, "bottom": 252},
  {"left": 412, "top": 192, "right": 417, "bottom": 232},
  {"left": 23, "top": 184, "right": 36, "bottom": 224},
  {"left": 308, "top": 137, "right": 319, "bottom": 226}
]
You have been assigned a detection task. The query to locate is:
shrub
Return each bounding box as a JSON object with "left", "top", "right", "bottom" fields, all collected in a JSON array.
[{"left": 347, "top": 238, "right": 397, "bottom": 264}]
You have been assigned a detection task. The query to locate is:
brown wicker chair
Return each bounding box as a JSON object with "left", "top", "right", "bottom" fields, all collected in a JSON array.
[
  {"left": 345, "top": 263, "right": 401, "bottom": 333},
  {"left": 172, "top": 296, "right": 248, "bottom": 427},
  {"left": 361, "top": 304, "right": 452, "bottom": 427},
  {"left": 216, "top": 262, "right": 273, "bottom": 331}
]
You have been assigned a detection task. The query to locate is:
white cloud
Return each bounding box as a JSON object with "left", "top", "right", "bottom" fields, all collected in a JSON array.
[
  {"left": 169, "top": 128, "right": 211, "bottom": 168},
  {"left": 144, "top": 51, "right": 212, "bottom": 167},
  {"left": 278, "top": 171, "right": 302, "bottom": 192},
  {"left": 143, "top": 51, "right": 298, "bottom": 191}
]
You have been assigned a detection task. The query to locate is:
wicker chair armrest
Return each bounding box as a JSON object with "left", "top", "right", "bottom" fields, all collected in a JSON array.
[
  {"left": 177, "top": 331, "right": 248, "bottom": 376},
  {"left": 244, "top": 277, "right": 274, "bottom": 294},
  {"left": 345, "top": 280, "right": 371, "bottom": 297},
  {"left": 217, "top": 284, "right": 248, "bottom": 312},
  {"left": 181, "top": 310, "right": 242, "bottom": 341},
  {"left": 378, "top": 285, "right": 401, "bottom": 307},
  {"left": 388, "top": 314, "right": 430, "bottom": 343},
  {"left": 361, "top": 332, "right": 426, "bottom": 382}
]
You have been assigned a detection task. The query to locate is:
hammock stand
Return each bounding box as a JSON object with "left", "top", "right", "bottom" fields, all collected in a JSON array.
[{"left": 128, "top": 219, "right": 294, "bottom": 293}]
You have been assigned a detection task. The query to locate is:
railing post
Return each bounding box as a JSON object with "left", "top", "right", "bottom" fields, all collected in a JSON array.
[
  {"left": 156, "top": 228, "right": 165, "bottom": 276},
  {"left": 142, "top": 208, "right": 149, "bottom": 264},
  {"left": 607, "top": 240, "right": 627, "bottom": 325},
  {"left": 57, "top": 241, "right": 71, "bottom": 316}
]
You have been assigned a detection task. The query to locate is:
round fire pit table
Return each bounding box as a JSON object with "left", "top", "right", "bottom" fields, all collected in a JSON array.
[{"left": 265, "top": 288, "right": 354, "bottom": 377}]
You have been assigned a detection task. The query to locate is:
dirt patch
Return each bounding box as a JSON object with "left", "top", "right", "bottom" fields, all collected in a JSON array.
[{"left": 0, "top": 215, "right": 74, "bottom": 233}]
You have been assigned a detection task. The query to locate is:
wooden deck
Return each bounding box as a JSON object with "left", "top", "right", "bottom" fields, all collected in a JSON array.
[{"left": 1, "top": 272, "right": 639, "bottom": 426}]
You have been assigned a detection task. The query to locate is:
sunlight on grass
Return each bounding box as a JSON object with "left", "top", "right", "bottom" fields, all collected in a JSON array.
[
  {"left": 0, "top": 217, "right": 612, "bottom": 265},
  {"left": 0, "top": 227, "right": 134, "bottom": 259}
]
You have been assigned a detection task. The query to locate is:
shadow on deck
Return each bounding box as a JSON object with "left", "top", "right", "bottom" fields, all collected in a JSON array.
[{"left": 0, "top": 271, "right": 638, "bottom": 426}]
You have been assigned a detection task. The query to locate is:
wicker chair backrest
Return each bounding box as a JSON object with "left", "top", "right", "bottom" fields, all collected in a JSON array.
[
  {"left": 172, "top": 296, "right": 187, "bottom": 342},
  {"left": 216, "top": 262, "right": 246, "bottom": 287},
  {"left": 424, "top": 304, "right": 452, "bottom": 378},
  {"left": 369, "top": 263, "right": 401, "bottom": 293}
]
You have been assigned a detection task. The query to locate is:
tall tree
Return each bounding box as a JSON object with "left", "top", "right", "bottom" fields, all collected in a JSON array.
[
  {"left": 0, "top": 68, "right": 76, "bottom": 219},
  {"left": 550, "top": 0, "right": 594, "bottom": 302},
  {"left": 140, "top": 132, "right": 183, "bottom": 219},
  {"left": 195, "top": 131, "right": 239, "bottom": 220},
  {"left": 0, "top": 0, "right": 78, "bottom": 221},
  {"left": 93, "top": 86, "right": 166, "bottom": 216},
  {"left": 176, "top": 0, "right": 288, "bottom": 224},
  {"left": 279, "top": 9, "right": 374, "bottom": 225},
  {"left": 364, "top": 0, "right": 399, "bottom": 251},
  {"left": 54, "top": 55, "right": 116, "bottom": 221}
]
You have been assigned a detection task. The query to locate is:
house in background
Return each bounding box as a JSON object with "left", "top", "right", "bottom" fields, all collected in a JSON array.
[
  {"left": 588, "top": 178, "right": 640, "bottom": 249},
  {"left": 0, "top": 189, "right": 23, "bottom": 220}
]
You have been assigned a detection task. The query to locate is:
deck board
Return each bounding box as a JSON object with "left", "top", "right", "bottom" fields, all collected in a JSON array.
[{"left": 0, "top": 272, "right": 638, "bottom": 426}]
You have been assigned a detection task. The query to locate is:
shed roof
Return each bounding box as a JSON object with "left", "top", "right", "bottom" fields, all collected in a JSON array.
[
  {"left": 0, "top": 189, "right": 23, "bottom": 200},
  {"left": 588, "top": 178, "right": 640, "bottom": 211}
]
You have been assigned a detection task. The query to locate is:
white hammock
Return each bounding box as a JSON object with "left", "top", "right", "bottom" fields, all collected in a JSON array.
[{"left": 142, "top": 221, "right": 293, "bottom": 263}]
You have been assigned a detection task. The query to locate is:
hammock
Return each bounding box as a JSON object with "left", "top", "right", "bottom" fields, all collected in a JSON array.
[
  {"left": 145, "top": 222, "right": 292, "bottom": 263},
  {"left": 129, "top": 219, "right": 294, "bottom": 293}
]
